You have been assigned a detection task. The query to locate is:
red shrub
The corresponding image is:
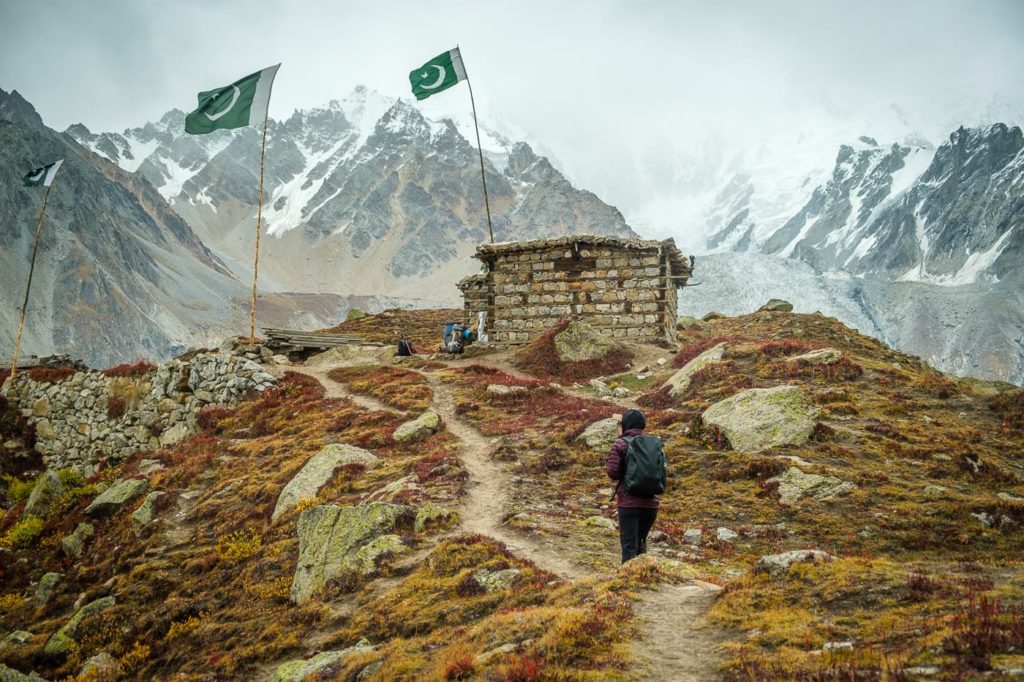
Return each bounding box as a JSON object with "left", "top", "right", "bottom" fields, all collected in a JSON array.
[
  {"left": 102, "top": 360, "right": 157, "bottom": 377},
  {"left": 512, "top": 320, "right": 632, "bottom": 383},
  {"left": 991, "top": 389, "right": 1024, "bottom": 431},
  {"left": 500, "top": 656, "right": 544, "bottom": 682},
  {"left": 24, "top": 366, "right": 76, "bottom": 383},
  {"left": 107, "top": 395, "right": 127, "bottom": 420}
]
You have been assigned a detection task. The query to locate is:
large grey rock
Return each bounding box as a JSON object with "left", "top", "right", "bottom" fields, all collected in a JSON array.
[
  {"left": 676, "top": 315, "right": 705, "bottom": 331},
  {"left": 576, "top": 417, "right": 621, "bottom": 451},
  {"left": 131, "top": 491, "right": 165, "bottom": 535},
  {"left": 755, "top": 550, "right": 832, "bottom": 576},
  {"left": 290, "top": 503, "right": 409, "bottom": 604},
  {"left": 158, "top": 422, "right": 191, "bottom": 447},
  {"left": 0, "top": 664, "right": 48, "bottom": 681},
  {"left": 759, "top": 299, "right": 794, "bottom": 312},
  {"left": 44, "top": 596, "right": 115, "bottom": 655},
  {"left": 664, "top": 343, "right": 726, "bottom": 398},
  {"left": 273, "top": 445, "right": 381, "bottom": 522},
  {"left": 24, "top": 470, "right": 67, "bottom": 519},
  {"left": 553, "top": 321, "right": 619, "bottom": 362},
  {"left": 767, "top": 467, "right": 856, "bottom": 504},
  {"left": 84, "top": 478, "right": 148, "bottom": 518},
  {"left": 473, "top": 568, "right": 521, "bottom": 592},
  {"left": 392, "top": 411, "right": 443, "bottom": 443},
  {"left": 269, "top": 638, "right": 374, "bottom": 682},
  {"left": 414, "top": 505, "right": 453, "bottom": 533},
  {"left": 60, "top": 523, "right": 94, "bottom": 558},
  {"left": 79, "top": 652, "right": 121, "bottom": 679},
  {"left": 35, "top": 573, "right": 61, "bottom": 604},
  {"left": 701, "top": 385, "right": 819, "bottom": 452},
  {"left": 787, "top": 348, "right": 842, "bottom": 365}
]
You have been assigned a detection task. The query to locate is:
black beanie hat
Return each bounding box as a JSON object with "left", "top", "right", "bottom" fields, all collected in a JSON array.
[{"left": 621, "top": 409, "right": 646, "bottom": 432}]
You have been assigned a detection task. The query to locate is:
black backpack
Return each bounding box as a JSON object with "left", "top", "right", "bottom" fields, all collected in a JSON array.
[{"left": 621, "top": 435, "right": 667, "bottom": 496}]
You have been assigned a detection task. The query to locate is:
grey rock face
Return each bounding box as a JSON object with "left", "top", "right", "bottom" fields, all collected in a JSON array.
[
  {"left": 576, "top": 417, "right": 622, "bottom": 451},
  {"left": 272, "top": 444, "right": 382, "bottom": 522},
  {"left": 755, "top": 549, "right": 832, "bottom": 576},
  {"left": 84, "top": 479, "right": 148, "bottom": 518},
  {"left": 23, "top": 470, "right": 66, "bottom": 518},
  {"left": 701, "top": 385, "right": 819, "bottom": 453}
]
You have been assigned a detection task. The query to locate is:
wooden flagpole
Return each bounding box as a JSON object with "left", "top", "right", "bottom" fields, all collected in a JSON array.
[
  {"left": 462, "top": 58, "right": 494, "bottom": 244},
  {"left": 9, "top": 183, "right": 54, "bottom": 383},
  {"left": 249, "top": 116, "right": 269, "bottom": 345}
]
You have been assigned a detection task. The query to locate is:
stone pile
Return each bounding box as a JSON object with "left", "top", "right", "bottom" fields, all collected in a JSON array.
[{"left": 2, "top": 345, "right": 276, "bottom": 473}]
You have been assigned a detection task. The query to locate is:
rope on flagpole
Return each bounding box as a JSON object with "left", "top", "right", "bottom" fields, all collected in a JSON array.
[
  {"left": 464, "top": 75, "right": 494, "bottom": 244},
  {"left": 9, "top": 183, "right": 53, "bottom": 384},
  {"left": 249, "top": 116, "right": 269, "bottom": 346}
]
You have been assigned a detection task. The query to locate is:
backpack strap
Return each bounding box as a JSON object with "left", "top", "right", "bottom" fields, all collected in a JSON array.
[{"left": 609, "top": 436, "right": 636, "bottom": 501}]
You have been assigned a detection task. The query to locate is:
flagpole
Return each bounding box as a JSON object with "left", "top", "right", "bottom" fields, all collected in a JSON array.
[
  {"left": 249, "top": 116, "right": 269, "bottom": 345},
  {"left": 463, "top": 74, "right": 494, "bottom": 244},
  {"left": 9, "top": 183, "right": 53, "bottom": 383}
]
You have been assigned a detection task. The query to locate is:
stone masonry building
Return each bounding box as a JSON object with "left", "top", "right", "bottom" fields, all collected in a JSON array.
[{"left": 457, "top": 235, "right": 693, "bottom": 346}]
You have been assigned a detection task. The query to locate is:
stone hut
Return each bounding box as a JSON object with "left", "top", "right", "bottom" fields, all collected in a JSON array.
[{"left": 457, "top": 235, "right": 693, "bottom": 346}]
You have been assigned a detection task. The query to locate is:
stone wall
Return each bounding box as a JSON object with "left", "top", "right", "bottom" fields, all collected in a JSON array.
[
  {"left": 460, "top": 237, "right": 689, "bottom": 347},
  {"left": 2, "top": 348, "right": 276, "bottom": 473}
]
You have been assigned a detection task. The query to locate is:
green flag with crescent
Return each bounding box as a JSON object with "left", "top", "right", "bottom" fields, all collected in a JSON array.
[
  {"left": 409, "top": 48, "right": 467, "bottom": 101},
  {"left": 185, "top": 64, "right": 280, "bottom": 135},
  {"left": 23, "top": 159, "right": 63, "bottom": 187}
]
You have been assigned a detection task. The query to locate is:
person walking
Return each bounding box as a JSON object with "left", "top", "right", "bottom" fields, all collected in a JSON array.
[{"left": 604, "top": 408, "right": 666, "bottom": 563}]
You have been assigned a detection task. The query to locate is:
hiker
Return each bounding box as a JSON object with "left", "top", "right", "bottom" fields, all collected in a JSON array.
[{"left": 605, "top": 408, "right": 667, "bottom": 563}]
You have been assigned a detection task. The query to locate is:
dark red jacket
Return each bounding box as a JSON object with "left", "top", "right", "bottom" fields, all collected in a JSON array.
[{"left": 605, "top": 428, "right": 660, "bottom": 509}]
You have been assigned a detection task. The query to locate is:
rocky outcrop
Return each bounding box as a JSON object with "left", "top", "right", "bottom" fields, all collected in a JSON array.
[
  {"left": 273, "top": 444, "right": 381, "bottom": 522},
  {"left": 554, "top": 322, "right": 620, "bottom": 362},
  {"left": 664, "top": 343, "right": 726, "bottom": 398},
  {"left": 414, "top": 505, "right": 453, "bottom": 533},
  {"left": 473, "top": 568, "right": 521, "bottom": 592},
  {"left": 755, "top": 550, "right": 832, "bottom": 576},
  {"left": 702, "top": 385, "right": 819, "bottom": 452},
  {"left": 759, "top": 299, "right": 794, "bottom": 312},
  {"left": 84, "top": 479, "right": 148, "bottom": 518},
  {"left": 393, "top": 411, "right": 443, "bottom": 443},
  {"left": 0, "top": 664, "right": 48, "bottom": 681},
  {"left": 44, "top": 596, "right": 115, "bottom": 655},
  {"left": 60, "top": 523, "right": 94, "bottom": 558},
  {"left": 23, "top": 470, "right": 66, "bottom": 518},
  {"left": 768, "top": 467, "right": 856, "bottom": 504},
  {"left": 787, "top": 348, "right": 841, "bottom": 365},
  {"left": 35, "top": 573, "right": 61, "bottom": 605},
  {"left": 290, "top": 503, "right": 409, "bottom": 604},
  {"left": 269, "top": 638, "right": 374, "bottom": 682},
  {"left": 576, "top": 417, "right": 621, "bottom": 451},
  {"left": 131, "top": 491, "right": 165, "bottom": 534},
  {"left": 2, "top": 348, "right": 275, "bottom": 472}
]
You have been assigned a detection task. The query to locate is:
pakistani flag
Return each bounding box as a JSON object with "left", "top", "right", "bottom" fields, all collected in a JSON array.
[
  {"left": 23, "top": 159, "right": 63, "bottom": 187},
  {"left": 185, "top": 64, "right": 281, "bottom": 135},
  {"left": 409, "top": 48, "right": 467, "bottom": 100}
]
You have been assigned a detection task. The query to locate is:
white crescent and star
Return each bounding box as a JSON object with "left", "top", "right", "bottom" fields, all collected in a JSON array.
[
  {"left": 420, "top": 64, "right": 447, "bottom": 90},
  {"left": 205, "top": 85, "right": 241, "bottom": 121}
]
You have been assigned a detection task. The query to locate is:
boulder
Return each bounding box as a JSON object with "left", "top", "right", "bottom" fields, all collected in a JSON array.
[
  {"left": 576, "top": 417, "right": 621, "bottom": 451},
  {"left": 60, "top": 523, "right": 94, "bottom": 558},
  {"left": 683, "top": 529, "right": 702, "bottom": 546},
  {"left": 767, "top": 467, "right": 856, "bottom": 504},
  {"left": 701, "top": 385, "right": 819, "bottom": 452},
  {"left": 553, "top": 321, "right": 619, "bottom": 362},
  {"left": 44, "top": 596, "right": 115, "bottom": 655},
  {"left": 486, "top": 384, "right": 527, "bottom": 395},
  {"left": 273, "top": 445, "right": 381, "bottom": 522},
  {"left": 0, "top": 664, "right": 47, "bottom": 681},
  {"left": 589, "top": 379, "right": 612, "bottom": 397},
  {"left": 716, "top": 527, "right": 738, "bottom": 543},
  {"left": 304, "top": 345, "right": 393, "bottom": 369},
  {"left": 84, "top": 478, "right": 148, "bottom": 518},
  {"left": 414, "top": 505, "right": 453, "bottom": 533},
  {"left": 290, "top": 503, "right": 409, "bottom": 604},
  {"left": 755, "top": 549, "right": 832, "bottom": 576},
  {"left": 787, "top": 348, "right": 841, "bottom": 365},
  {"left": 702, "top": 311, "right": 726, "bottom": 321},
  {"left": 759, "top": 299, "right": 794, "bottom": 312},
  {"left": 473, "top": 568, "right": 521, "bottom": 592},
  {"left": 664, "top": 343, "right": 727, "bottom": 398},
  {"left": 393, "top": 411, "right": 443, "bottom": 443},
  {"left": 345, "top": 308, "right": 367, "bottom": 321},
  {"left": 24, "top": 470, "right": 67, "bottom": 518},
  {"left": 270, "top": 639, "right": 374, "bottom": 682},
  {"left": 35, "top": 573, "right": 61, "bottom": 604},
  {"left": 676, "top": 316, "right": 705, "bottom": 331},
  {"left": 584, "top": 515, "right": 616, "bottom": 530},
  {"left": 2, "top": 631, "right": 33, "bottom": 646},
  {"left": 138, "top": 459, "right": 164, "bottom": 476},
  {"left": 80, "top": 652, "right": 122, "bottom": 678},
  {"left": 131, "top": 491, "right": 165, "bottom": 535}
]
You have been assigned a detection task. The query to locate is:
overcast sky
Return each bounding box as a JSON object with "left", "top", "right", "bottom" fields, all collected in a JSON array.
[{"left": 3, "top": 0, "right": 1023, "bottom": 240}]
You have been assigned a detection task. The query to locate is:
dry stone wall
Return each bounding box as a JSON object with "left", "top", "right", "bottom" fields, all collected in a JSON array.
[
  {"left": 2, "top": 347, "right": 276, "bottom": 473},
  {"left": 461, "top": 238, "right": 687, "bottom": 346}
]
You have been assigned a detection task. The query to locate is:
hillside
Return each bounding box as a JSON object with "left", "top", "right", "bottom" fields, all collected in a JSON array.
[{"left": 2, "top": 307, "right": 1023, "bottom": 680}]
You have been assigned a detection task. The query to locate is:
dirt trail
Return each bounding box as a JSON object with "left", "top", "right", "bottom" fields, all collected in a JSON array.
[
  {"left": 634, "top": 582, "right": 725, "bottom": 681},
  {"left": 425, "top": 373, "right": 586, "bottom": 580}
]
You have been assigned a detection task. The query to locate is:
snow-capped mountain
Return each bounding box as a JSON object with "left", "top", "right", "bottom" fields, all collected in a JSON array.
[
  {"left": 67, "top": 87, "right": 635, "bottom": 303},
  {"left": 0, "top": 88, "right": 366, "bottom": 368},
  {"left": 692, "top": 123, "right": 1024, "bottom": 384}
]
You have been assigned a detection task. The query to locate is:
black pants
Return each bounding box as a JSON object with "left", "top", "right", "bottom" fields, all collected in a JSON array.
[{"left": 618, "top": 507, "right": 658, "bottom": 563}]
